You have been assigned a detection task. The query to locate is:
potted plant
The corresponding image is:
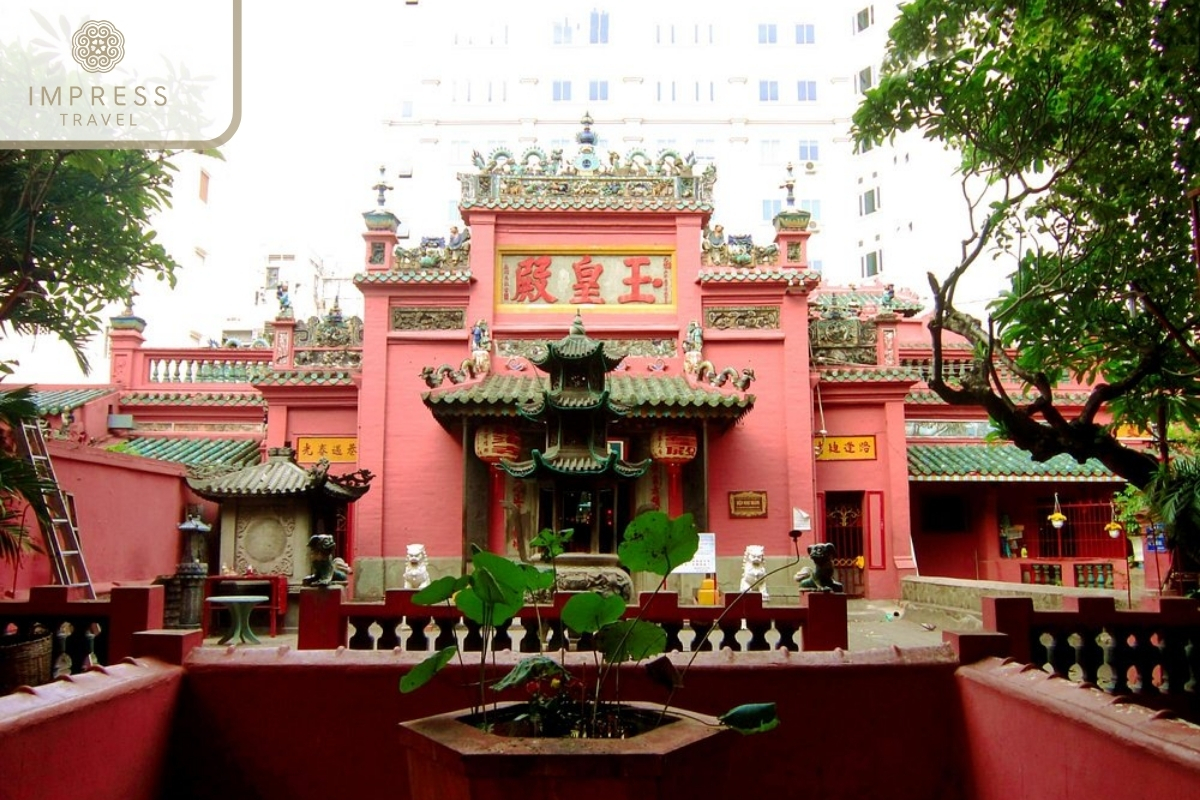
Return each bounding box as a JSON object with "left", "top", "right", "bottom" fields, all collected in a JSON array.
[
  {"left": 397, "top": 510, "right": 780, "bottom": 799},
  {"left": 0, "top": 386, "right": 55, "bottom": 694}
]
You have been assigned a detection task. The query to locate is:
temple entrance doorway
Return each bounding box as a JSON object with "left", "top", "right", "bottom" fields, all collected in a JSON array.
[{"left": 823, "top": 490, "right": 866, "bottom": 597}]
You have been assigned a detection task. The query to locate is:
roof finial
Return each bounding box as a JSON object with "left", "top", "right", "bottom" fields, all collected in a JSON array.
[
  {"left": 576, "top": 112, "right": 597, "bottom": 146},
  {"left": 372, "top": 165, "right": 393, "bottom": 208},
  {"left": 780, "top": 162, "right": 796, "bottom": 208}
]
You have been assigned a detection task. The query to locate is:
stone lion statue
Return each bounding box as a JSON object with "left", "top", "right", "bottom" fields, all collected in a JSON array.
[
  {"left": 403, "top": 543, "right": 431, "bottom": 590},
  {"left": 794, "top": 542, "right": 844, "bottom": 593},
  {"left": 739, "top": 544, "right": 769, "bottom": 601}
]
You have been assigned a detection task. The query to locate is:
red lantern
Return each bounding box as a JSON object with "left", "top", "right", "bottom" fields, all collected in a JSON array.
[
  {"left": 650, "top": 428, "right": 697, "bottom": 465},
  {"left": 474, "top": 425, "right": 521, "bottom": 464}
]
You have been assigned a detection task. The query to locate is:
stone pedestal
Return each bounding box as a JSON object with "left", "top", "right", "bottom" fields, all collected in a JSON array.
[{"left": 175, "top": 562, "right": 208, "bottom": 629}]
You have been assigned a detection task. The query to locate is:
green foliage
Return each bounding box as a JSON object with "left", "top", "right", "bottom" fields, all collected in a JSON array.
[
  {"left": 560, "top": 591, "right": 625, "bottom": 634},
  {"left": 718, "top": 703, "right": 781, "bottom": 735},
  {"left": 618, "top": 511, "right": 699, "bottom": 577},
  {"left": 399, "top": 645, "right": 456, "bottom": 694},
  {"left": 594, "top": 619, "right": 666, "bottom": 664},
  {"left": 853, "top": 0, "right": 1199, "bottom": 525},
  {"left": 403, "top": 509, "right": 778, "bottom": 738},
  {"left": 0, "top": 149, "right": 184, "bottom": 373},
  {"left": 529, "top": 526, "right": 572, "bottom": 561},
  {"left": 0, "top": 387, "right": 54, "bottom": 565}
]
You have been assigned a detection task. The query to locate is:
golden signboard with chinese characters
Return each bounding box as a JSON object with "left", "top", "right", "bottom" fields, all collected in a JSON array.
[
  {"left": 296, "top": 437, "right": 358, "bottom": 463},
  {"left": 497, "top": 250, "right": 675, "bottom": 310},
  {"left": 815, "top": 435, "right": 877, "bottom": 461},
  {"left": 728, "top": 490, "right": 768, "bottom": 519}
]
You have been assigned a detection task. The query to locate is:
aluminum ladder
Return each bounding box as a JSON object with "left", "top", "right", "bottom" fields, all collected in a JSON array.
[{"left": 12, "top": 419, "right": 96, "bottom": 599}]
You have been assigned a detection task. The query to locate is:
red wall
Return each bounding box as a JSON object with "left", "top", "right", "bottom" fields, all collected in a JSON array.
[
  {"left": 171, "top": 646, "right": 967, "bottom": 800},
  {"left": 4, "top": 648, "right": 1198, "bottom": 800},
  {"left": 958, "top": 658, "right": 1200, "bottom": 800},
  {"left": 2, "top": 443, "right": 207, "bottom": 597},
  {"left": 0, "top": 660, "right": 184, "bottom": 800}
]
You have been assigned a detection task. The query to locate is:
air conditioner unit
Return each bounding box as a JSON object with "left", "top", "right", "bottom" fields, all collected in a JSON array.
[
  {"left": 807, "top": 220, "right": 821, "bottom": 231},
  {"left": 804, "top": 161, "right": 817, "bottom": 174}
]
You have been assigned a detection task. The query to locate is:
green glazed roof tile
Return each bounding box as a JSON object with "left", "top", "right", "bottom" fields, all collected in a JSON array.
[
  {"left": 424, "top": 374, "right": 752, "bottom": 420},
  {"left": 251, "top": 370, "right": 358, "bottom": 387},
  {"left": 697, "top": 267, "right": 819, "bottom": 283},
  {"left": 29, "top": 388, "right": 115, "bottom": 416},
  {"left": 354, "top": 270, "right": 472, "bottom": 285},
  {"left": 120, "top": 391, "right": 264, "bottom": 407},
  {"left": 907, "top": 443, "right": 1117, "bottom": 483},
  {"left": 107, "top": 437, "right": 261, "bottom": 467},
  {"left": 819, "top": 367, "right": 921, "bottom": 383}
]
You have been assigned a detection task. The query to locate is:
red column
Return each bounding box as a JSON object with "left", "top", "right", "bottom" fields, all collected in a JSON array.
[
  {"left": 666, "top": 464, "right": 684, "bottom": 518},
  {"left": 487, "top": 468, "right": 505, "bottom": 554}
]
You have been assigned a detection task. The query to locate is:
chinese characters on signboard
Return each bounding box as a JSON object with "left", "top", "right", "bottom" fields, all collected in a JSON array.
[
  {"left": 815, "top": 435, "right": 877, "bottom": 461},
  {"left": 728, "top": 491, "right": 768, "bottom": 519},
  {"left": 296, "top": 437, "right": 358, "bottom": 463},
  {"left": 499, "top": 252, "right": 674, "bottom": 309}
]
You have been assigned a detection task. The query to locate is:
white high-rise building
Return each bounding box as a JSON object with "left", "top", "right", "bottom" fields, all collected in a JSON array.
[
  {"left": 384, "top": 1, "right": 977, "bottom": 304},
  {"left": 3, "top": 1, "right": 1004, "bottom": 385}
]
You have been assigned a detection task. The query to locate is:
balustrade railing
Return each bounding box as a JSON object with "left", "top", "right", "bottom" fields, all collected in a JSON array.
[
  {"left": 299, "top": 588, "right": 848, "bottom": 653},
  {"left": 983, "top": 596, "right": 1200, "bottom": 719},
  {"left": 143, "top": 350, "right": 274, "bottom": 385},
  {"left": 0, "top": 586, "right": 163, "bottom": 691}
]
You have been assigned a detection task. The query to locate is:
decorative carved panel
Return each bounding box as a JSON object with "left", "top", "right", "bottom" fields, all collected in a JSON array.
[
  {"left": 234, "top": 504, "right": 296, "bottom": 576},
  {"left": 391, "top": 308, "right": 466, "bottom": 331},
  {"left": 496, "top": 338, "right": 676, "bottom": 360},
  {"left": 704, "top": 306, "right": 780, "bottom": 330},
  {"left": 809, "top": 319, "right": 878, "bottom": 366}
]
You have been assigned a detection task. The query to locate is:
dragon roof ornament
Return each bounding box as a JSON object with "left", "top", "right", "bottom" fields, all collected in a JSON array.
[{"left": 459, "top": 113, "right": 716, "bottom": 212}]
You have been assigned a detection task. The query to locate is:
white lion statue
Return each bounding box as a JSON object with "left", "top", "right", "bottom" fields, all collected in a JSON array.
[
  {"left": 403, "top": 543, "right": 431, "bottom": 590},
  {"left": 739, "top": 544, "right": 769, "bottom": 601}
]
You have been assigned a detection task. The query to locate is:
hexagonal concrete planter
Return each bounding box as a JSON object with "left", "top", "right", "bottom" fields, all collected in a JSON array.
[{"left": 398, "top": 701, "right": 733, "bottom": 800}]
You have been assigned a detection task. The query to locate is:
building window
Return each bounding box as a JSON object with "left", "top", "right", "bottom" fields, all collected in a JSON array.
[
  {"left": 795, "top": 23, "right": 815, "bottom": 44},
  {"left": 861, "top": 250, "right": 883, "bottom": 277},
  {"left": 798, "top": 140, "right": 820, "bottom": 162},
  {"left": 799, "top": 199, "right": 822, "bottom": 219},
  {"left": 857, "top": 66, "right": 875, "bottom": 94},
  {"left": 854, "top": 6, "right": 875, "bottom": 33},
  {"left": 657, "top": 23, "right": 674, "bottom": 44},
  {"left": 797, "top": 80, "right": 818, "bottom": 101},
  {"left": 198, "top": 169, "right": 210, "bottom": 203},
  {"left": 759, "top": 139, "right": 781, "bottom": 165},
  {"left": 759, "top": 80, "right": 779, "bottom": 101},
  {"left": 762, "top": 198, "right": 782, "bottom": 221},
  {"left": 554, "top": 19, "right": 573, "bottom": 44},
  {"left": 810, "top": 259, "right": 823, "bottom": 272},
  {"left": 553, "top": 80, "right": 572, "bottom": 102},
  {"left": 265, "top": 266, "right": 280, "bottom": 288},
  {"left": 694, "top": 80, "right": 714, "bottom": 102},
  {"left": 589, "top": 80, "right": 609, "bottom": 101},
  {"left": 656, "top": 81, "right": 679, "bottom": 102},
  {"left": 855, "top": 138, "right": 875, "bottom": 155},
  {"left": 758, "top": 23, "right": 777, "bottom": 44},
  {"left": 590, "top": 10, "right": 609, "bottom": 43},
  {"left": 400, "top": 100, "right": 414, "bottom": 118},
  {"left": 859, "top": 187, "right": 881, "bottom": 215},
  {"left": 694, "top": 23, "right": 713, "bottom": 44}
]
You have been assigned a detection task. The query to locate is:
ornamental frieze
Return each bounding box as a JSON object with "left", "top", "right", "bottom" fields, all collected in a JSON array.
[
  {"left": 704, "top": 306, "right": 780, "bottom": 330},
  {"left": 390, "top": 308, "right": 466, "bottom": 331},
  {"left": 809, "top": 319, "right": 878, "bottom": 366},
  {"left": 497, "top": 338, "right": 677, "bottom": 360}
]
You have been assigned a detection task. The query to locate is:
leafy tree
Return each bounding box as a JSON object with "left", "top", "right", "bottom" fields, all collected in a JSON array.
[
  {"left": 853, "top": 1, "right": 1199, "bottom": 557},
  {"left": 0, "top": 149, "right": 182, "bottom": 374}
]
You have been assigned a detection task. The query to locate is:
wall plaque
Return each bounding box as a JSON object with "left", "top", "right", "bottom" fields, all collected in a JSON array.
[{"left": 728, "top": 490, "right": 768, "bottom": 519}]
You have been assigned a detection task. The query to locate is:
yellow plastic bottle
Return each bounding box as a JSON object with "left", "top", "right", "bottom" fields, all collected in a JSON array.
[{"left": 697, "top": 577, "right": 719, "bottom": 605}]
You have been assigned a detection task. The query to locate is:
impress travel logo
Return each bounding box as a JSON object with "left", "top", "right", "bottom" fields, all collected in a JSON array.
[
  {"left": 70, "top": 20, "right": 125, "bottom": 73},
  {"left": 0, "top": 2, "right": 241, "bottom": 147}
]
